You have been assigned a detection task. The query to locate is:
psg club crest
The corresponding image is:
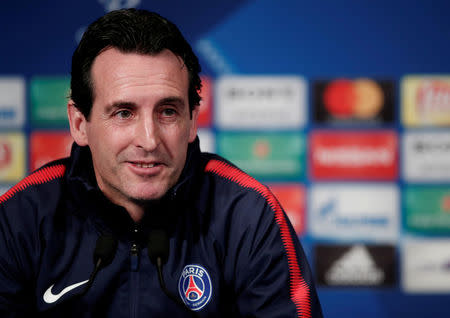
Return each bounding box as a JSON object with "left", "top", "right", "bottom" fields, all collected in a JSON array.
[{"left": 178, "top": 264, "right": 212, "bottom": 311}]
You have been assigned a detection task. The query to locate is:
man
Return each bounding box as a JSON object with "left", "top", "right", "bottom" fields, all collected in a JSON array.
[{"left": 0, "top": 9, "right": 322, "bottom": 317}]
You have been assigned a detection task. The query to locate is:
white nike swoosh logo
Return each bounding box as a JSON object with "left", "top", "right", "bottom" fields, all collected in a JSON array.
[{"left": 43, "top": 280, "right": 89, "bottom": 304}]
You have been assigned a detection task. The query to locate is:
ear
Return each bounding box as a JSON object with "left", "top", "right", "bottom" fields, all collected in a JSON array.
[
  {"left": 188, "top": 106, "right": 200, "bottom": 143},
  {"left": 67, "top": 100, "right": 89, "bottom": 146}
]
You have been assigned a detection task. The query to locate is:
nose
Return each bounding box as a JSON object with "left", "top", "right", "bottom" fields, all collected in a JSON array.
[{"left": 134, "top": 114, "right": 159, "bottom": 151}]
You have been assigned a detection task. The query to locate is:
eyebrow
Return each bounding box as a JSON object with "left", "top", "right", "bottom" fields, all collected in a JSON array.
[
  {"left": 105, "top": 101, "right": 137, "bottom": 113},
  {"left": 104, "top": 96, "right": 186, "bottom": 113},
  {"left": 157, "top": 96, "right": 186, "bottom": 108}
]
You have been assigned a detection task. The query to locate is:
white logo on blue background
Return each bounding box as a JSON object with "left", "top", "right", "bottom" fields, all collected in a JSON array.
[{"left": 178, "top": 264, "right": 212, "bottom": 311}]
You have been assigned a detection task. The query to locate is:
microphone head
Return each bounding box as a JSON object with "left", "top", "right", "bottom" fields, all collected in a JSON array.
[
  {"left": 93, "top": 235, "right": 118, "bottom": 268},
  {"left": 148, "top": 229, "right": 170, "bottom": 265}
]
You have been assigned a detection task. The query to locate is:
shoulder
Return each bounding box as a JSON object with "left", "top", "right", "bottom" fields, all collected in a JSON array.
[
  {"left": 197, "top": 153, "right": 285, "bottom": 231},
  {"left": 0, "top": 159, "right": 69, "bottom": 285},
  {"left": 0, "top": 159, "right": 68, "bottom": 221},
  {"left": 201, "top": 153, "right": 278, "bottom": 208}
]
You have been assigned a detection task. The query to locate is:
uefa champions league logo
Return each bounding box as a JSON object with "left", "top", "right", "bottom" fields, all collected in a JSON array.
[
  {"left": 98, "top": 0, "right": 141, "bottom": 12},
  {"left": 178, "top": 264, "right": 212, "bottom": 311},
  {"left": 75, "top": 0, "right": 142, "bottom": 43}
]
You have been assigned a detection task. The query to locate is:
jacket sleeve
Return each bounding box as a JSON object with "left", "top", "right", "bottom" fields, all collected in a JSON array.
[
  {"left": 225, "top": 186, "right": 323, "bottom": 318},
  {"left": 0, "top": 190, "right": 40, "bottom": 317}
]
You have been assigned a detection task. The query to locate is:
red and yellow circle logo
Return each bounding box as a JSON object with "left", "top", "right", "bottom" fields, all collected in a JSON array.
[{"left": 323, "top": 78, "right": 384, "bottom": 120}]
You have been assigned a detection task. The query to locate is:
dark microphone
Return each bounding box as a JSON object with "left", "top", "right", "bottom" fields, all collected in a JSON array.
[
  {"left": 81, "top": 234, "right": 118, "bottom": 295},
  {"left": 148, "top": 229, "right": 170, "bottom": 267},
  {"left": 147, "top": 230, "right": 199, "bottom": 318}
]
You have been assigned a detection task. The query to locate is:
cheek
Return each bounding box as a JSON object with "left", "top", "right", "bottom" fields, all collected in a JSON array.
[
  {"left": 163, "top": 131, "right": 189, "bottom": 162},
  {"left": 87, "top": 124, "right": 129, "bottom": 158}
]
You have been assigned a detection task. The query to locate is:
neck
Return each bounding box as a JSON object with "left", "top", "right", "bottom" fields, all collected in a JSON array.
[
  {"left": 124, "top": 204, "right": 146, "bottom": 223},
  {"left": 120, "top": 197, "right": 166, "bottom": 223}
]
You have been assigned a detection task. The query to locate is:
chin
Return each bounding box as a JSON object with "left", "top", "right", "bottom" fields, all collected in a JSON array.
[{"left": 129, "top": 188, "right": 168, "bottom": 202}]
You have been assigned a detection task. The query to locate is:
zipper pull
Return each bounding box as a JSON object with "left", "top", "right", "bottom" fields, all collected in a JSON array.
[{"left": 130, "top": 243, "right": 140, "bottom": 271}]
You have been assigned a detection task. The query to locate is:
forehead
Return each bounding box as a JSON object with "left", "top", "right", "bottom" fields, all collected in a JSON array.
[{"left": 90, "top": 48, "right": 189, "bottom": 102}]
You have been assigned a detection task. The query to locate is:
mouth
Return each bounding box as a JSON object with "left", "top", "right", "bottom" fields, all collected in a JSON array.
[
  {"left": 128, "top": 161, "right": 163, "bottom": 169},
  {"left": 133, "top": 162, "right": 158, "bottom": 168}
]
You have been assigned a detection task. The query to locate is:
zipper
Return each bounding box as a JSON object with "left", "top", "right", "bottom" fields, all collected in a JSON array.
[
  {"left": 130, "top": 227, "right": 140, "bottom": 318},
  {"left": 131, "top": 243, "right": 139, "bottom": 271}
]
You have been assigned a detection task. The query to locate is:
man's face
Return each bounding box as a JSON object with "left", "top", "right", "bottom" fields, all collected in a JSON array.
[{"left": 70, "top": 48, "right": 198, "bottom": 208}]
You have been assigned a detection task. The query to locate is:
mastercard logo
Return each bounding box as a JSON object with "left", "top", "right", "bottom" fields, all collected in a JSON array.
[{"left": 323, "top": 79, "right": 384, "bottom": 119}]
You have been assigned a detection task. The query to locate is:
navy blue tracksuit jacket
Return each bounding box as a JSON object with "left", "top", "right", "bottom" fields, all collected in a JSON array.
[{"left": 0, "top": 138, "right": 323, "bottom": 317}]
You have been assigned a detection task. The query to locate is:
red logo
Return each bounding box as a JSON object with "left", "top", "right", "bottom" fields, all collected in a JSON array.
[
  {"left": 30, "top": 132, "right": 73, "bottom": 171},
  {"left": 253, "top": 139, "right": 271, "bottom": 159},
  {"left": 323, "top": 79, "right": 384, "bottom": 120},
  {"left": 442, "top": 195, "right": 450, "bottom": 213},
  {"left": 269, "top": 184, "right": 305, "bottom": 235},
  {"left": 0, "top": 142, "right": 12, "bottom": 170},
  {"left": 197, "top": 76, "right": 212, "bottom": 127},
  {"left": 309, "top": 131, "right": 398, "bottom": 180},
  {"left": 416, "top": 80, "right": 450, "bottom": 114},
  {"left": 185, "top": 276, "right": 204, "bottom": 299}
]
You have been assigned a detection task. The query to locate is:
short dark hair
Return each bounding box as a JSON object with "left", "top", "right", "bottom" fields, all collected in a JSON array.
[{"left": 70, "top": 9, "right": 202, "bottom": 119}]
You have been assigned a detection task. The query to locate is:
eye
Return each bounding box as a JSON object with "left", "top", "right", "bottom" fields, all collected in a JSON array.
[
  {"left": 161, "top": 108, "right": 177, "bottom": 117},
  {"left": 114, "top": 109, "right": 133, "bottom": 119}
]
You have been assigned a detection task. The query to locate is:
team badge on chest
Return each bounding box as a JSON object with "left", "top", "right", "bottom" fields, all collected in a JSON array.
[{"left": 178, "top": 264, "right": 212, "bottom": 311}]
